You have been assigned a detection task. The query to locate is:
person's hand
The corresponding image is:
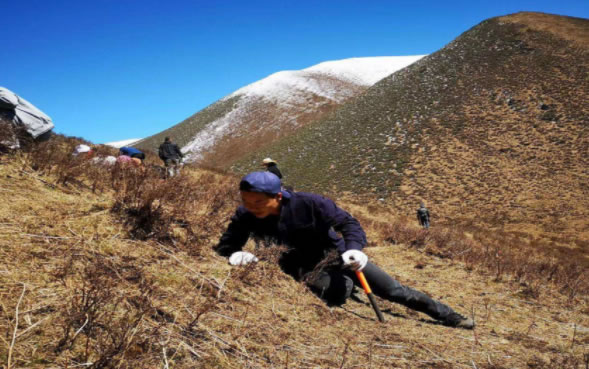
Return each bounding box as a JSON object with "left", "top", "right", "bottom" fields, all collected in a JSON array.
[
  {"left": 228, "top": 251, "right": 259, "bottom": 266},
  {"left": 341, "top": 250, "right": 368, "bottom": 271}
]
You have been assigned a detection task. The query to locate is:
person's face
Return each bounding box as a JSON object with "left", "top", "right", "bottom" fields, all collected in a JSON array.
[{"left": 241, "top": 191, "right": 282, "bottom": 218}]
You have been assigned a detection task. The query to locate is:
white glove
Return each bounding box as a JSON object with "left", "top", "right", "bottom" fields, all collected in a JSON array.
[
  {"left": 341, "top": 250, "right": 368, "bottom": 271},
  {"left": 228, "top": 251, "right": 259, "bottom": 266}
]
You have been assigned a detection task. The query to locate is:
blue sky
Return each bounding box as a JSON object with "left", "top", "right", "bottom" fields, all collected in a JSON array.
[{"left": 2, "top": 0, "right": 587, "bottom": 144}]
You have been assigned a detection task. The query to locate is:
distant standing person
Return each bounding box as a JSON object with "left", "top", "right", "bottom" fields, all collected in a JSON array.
[
  {"left": 417, "top": 203, "right": 431, "bottom": 229},
  {"left": 158, "top": 137, "right": 184, "bottom": 178},
  {"left": 262, "top": 158, "right": 282, "bottom": 179}
]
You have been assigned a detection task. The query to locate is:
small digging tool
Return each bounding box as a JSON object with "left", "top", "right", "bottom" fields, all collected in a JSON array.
[{"left": 355, "top": 270, "right": 385, "bottom": 323}]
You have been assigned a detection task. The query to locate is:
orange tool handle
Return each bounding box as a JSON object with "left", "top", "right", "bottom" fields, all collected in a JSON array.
[
  {"left": 355, "top": 270, "right": 385, "bottom": 323},
  {"left": 356, "top": 270, "right": 372, "bottom": 294}
]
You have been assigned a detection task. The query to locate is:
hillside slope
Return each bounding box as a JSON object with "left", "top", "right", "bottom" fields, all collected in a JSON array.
[
  {"left": 1, "top": 150, "right": 588, "bottom": 368},
  {"left": 233, "top": 12, "right": 589, "bottom": 242},
  {"left": 135, "top": 56, "right": 424, "bottom": 168}
]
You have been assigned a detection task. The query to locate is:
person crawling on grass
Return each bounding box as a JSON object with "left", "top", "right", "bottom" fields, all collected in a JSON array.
[{"left": 213, "top": 171, "right": 474, "bottom": 329}]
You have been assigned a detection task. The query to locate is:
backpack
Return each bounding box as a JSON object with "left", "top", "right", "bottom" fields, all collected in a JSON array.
[{"left": 418, "top": 208, "right": 429, "bottom": 218}]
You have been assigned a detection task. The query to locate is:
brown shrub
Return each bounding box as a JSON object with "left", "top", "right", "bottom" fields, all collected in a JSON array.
[
  {"left": 23, "top": 134, "right": 239, "bottom": 253},
  {"left": 111, "top": 166, "right": 239, "bottom": 253},
  {"left": 0, "top": 118, "right": 17, "bottom": 153},
  {"left": 370, "top": 217, "right": 588, "bottom": 301},
  {"left": 54, "top": 254, "right": 157, "bottom": 368},
  {"left": 26, "top": 134, "right": 117, "bottom": 192}
]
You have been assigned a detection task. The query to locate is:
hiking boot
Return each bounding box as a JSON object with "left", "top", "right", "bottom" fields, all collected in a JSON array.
[{"left": 443, "top": 313, "right": 475, "bottom": 329}]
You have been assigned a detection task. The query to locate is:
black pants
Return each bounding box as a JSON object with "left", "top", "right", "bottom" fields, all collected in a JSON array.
[{"left": 306, "top": 262, "right": 455, "bottom": 321}]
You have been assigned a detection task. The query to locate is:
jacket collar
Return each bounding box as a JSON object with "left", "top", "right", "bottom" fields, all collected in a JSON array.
[{"left": 281, "top": 189, "right": 292, "bottom": 200}]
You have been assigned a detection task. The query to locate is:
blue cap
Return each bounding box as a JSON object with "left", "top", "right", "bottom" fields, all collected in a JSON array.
[{"left": 240, "top": 171, "right": 282, "bottom": 195}]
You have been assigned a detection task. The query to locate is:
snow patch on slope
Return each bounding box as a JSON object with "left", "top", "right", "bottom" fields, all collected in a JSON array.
[
  {"left": 182, "top": 56, "right": 426, "bottom": 162},
  {"left": 304, "top": 55, "right": 426, "bottom": 85},
  {"left": 230, "top": 71, "right": 341, "bottom": 104},
  {"left": 182, "top": 100, "right": 250, "bottom": 160},
  {"left": 230, "top": 56, "right": 425, "bottom": 101},
  {"left": 104, "top": 138, "right": 142, "bottom": 148}
]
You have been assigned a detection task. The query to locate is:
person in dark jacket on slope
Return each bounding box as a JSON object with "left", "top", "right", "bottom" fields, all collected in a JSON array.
[
  {"left": 214, "top": 171, "right": 474, "bottom": 329},
  {"left": 261, "top": 158, "right": 282, "bottom": 179},
  {"left": 158, "top": 137, "right": 184, "bottom": 178},
  {"left": 417, "top": 203, "right": 431, "bottom": 229}
]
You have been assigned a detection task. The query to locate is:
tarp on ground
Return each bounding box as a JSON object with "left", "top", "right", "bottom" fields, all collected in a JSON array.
[{"left": 0, "top": 87, "right": 54, "bottom": 138}]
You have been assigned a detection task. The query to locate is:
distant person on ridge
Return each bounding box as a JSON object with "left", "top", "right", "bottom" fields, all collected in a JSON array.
[
  {"left": 214, "top": 171, "right": 474, "bottom": 329},
  {"left": 261, "top": 158, "right": 282, "bottom": 179},
  {"left": 158, "top": 137, "right": 184, "bottom": 178},
  {"left": 417, "top": 203, "right": 431, "bottom": 229}
]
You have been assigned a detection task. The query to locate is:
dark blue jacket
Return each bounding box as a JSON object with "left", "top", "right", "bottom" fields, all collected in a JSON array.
[
  {"left": 158, "top": 141, "right": 183, "bottom": 160},
  {"left": 266, "top": 163, "right": 282, "bottom": 179},
  {"left": 214, "top": 191, "right": 367, "bottom": 273}
]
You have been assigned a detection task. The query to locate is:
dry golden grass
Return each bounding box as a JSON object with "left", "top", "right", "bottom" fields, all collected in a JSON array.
[
  {"left": 1, "top": 145, "right": 589, "bottom": 368},
  {"left": 393, "top": 79, "right": 589, "bottom": 273}
]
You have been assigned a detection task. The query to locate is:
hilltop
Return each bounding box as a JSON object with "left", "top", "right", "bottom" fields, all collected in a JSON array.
[
  {"left": 233, "top": 12, "right": 589, "bottom": 248},
  {"left": 134, "top": 56, "right": 424, "bottom": 167}
]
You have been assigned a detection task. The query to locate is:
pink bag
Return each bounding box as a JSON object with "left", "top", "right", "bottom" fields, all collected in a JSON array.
[{"left": 116, "top": 155, "right": 132, "bottom": 164}]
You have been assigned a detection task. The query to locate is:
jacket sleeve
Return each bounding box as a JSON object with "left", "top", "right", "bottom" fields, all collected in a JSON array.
[
  {"left": 213, "top": 207, "right": 251, "bottom": 257},
  {"left": 158, "top": 144, "right": 165, "bottom": 160},
  {"left": 313, "top": 196, "right": 366, "bottom": 252},
  {"left": 175, "top": 144, "right": 184, "bottom": 158},
  {"left": 273, "top": 167, "right": 283, "bottom": 179}
]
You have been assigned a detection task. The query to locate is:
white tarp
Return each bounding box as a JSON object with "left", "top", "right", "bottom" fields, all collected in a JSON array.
[
  {"left": 73, "top": 144, "right": 91, "bottom": 155},
  {"left": 0, "top": 87, "right": 54, "bottom": 138}
]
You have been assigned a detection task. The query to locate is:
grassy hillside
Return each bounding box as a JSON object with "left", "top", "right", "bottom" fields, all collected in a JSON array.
[
  {"left": 1, "top": 138, "right": 589, "bottom": 368},
  {"left": 233, "top": 12, "right": 589, "bottom": 248},
  {"left": 135, "top": 74, "right": 366, "bottom": 169},
  {"left": 134, "top": 96, "right": 241, "bottom": 155}
]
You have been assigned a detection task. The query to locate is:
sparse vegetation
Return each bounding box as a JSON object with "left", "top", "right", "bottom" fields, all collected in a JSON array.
[{"left": 1, "top": 134, "right": 589, "bottom": 368}]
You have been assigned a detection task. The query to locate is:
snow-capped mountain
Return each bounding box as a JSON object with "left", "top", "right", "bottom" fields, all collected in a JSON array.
[
  {"left": 229, "top": 56, "right": 425, "bottom": 102},
  {"left": 136, "top": 56, "right": 425, "bottom": 167}
]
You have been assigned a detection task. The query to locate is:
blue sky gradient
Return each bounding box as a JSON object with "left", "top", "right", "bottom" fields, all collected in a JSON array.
[{"left": 2, "top": 0, "right": 588, "bottom": 143}]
